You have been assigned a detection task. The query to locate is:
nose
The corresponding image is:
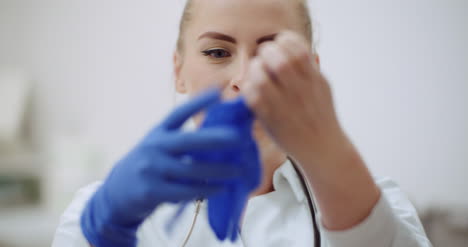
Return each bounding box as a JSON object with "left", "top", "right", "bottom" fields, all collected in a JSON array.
[{"left": 225, "top": 53, "right": 250, "bottom": 99}]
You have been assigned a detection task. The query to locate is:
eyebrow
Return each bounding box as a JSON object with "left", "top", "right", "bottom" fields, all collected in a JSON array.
[
  {"left": 197, "top": 32, "right": 278, "bottom": 45},
  {"left": 256, "top": 33, "right": 277, "bottom": 44},
  {"left": 198, "top": 32, "right": 236, "bottom": 43}
]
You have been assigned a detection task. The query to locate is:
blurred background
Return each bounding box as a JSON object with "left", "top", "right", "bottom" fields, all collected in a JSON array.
[{"left": 0, "top": 0, "right": 466, "bottom": 246}]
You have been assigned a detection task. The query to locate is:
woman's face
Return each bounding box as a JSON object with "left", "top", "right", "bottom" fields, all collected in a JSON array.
[
  {"left": 173, "top": 0, "right": 312, "bottom": 185},
  {"left": 174, "top": 0, "right": 307, "bottom": 100},
  {"left": 174, "top": 0, "right": 308, "bottom": 150}
]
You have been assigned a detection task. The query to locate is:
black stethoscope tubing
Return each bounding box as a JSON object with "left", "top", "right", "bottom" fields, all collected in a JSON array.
[{"left": 289, "top": 157, "right": 321, "bottom": 247}]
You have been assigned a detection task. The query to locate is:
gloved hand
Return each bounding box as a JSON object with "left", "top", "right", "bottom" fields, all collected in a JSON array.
[
  {"left": 187, "top": 97, "right": 261, "bottom": 242},
  {"left": 80, "top": 89, "right": 249, "bottom": 247}
]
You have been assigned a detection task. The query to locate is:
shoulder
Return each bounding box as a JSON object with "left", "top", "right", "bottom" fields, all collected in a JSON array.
[
  {"left": 52, "top": 181, "right": 103, "bottom": 246},
  {"left": 65, "top": 181, "right": 103, "bottom": 218},
  {"left": 52, "top": 181, "right": 193, "bottom": 246},
  {"left": 374, "top": 176, "right": 416, "bottom": 209}
]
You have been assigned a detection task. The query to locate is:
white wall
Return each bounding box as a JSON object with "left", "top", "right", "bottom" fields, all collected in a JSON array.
[
  {"left": 311, "top": 0, "right": 468, "bottom": 207},
  {"left": 1, "top": 0, "right": 467, "bottom": 209}
]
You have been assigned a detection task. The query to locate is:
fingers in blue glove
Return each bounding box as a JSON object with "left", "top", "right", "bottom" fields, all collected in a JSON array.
[
  {"left": 208, "top": 191, "right": 233, "bottom": 240},
  {"left": 160, "top": 87, "right": 221, "bottom": 130},
  {"left": 207, "top": 186, "right": 246, "bottom": 242},
  {"left": 145, "top": 154, "right": 243, "bottom": 181},
  {"left": 154, "top": 127, "right": 243, "bottom": 154},
  {"left": 229, "top": 186, "right": 249, "bottom": 242}
]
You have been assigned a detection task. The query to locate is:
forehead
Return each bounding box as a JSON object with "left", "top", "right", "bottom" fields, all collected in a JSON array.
[{"left": 187, "top": 0, "right": 302, "bottom": 41}]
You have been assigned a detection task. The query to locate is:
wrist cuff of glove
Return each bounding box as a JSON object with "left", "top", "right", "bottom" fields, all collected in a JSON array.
[{"left": 80, "top": 187, "right": 139, "bottom": 247}]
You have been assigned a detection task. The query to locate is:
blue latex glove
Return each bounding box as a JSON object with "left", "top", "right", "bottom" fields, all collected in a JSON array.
[
  {"left": 187, "top": 97, "right": 261, "bottom": 242},
  {"left": 80, "top": 89, "right": 248, "bottom": 247}
]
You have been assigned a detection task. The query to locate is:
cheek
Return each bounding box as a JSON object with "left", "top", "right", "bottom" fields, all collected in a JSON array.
[{"left": 182, "top": 57, "right": 233, "bottom": 96}]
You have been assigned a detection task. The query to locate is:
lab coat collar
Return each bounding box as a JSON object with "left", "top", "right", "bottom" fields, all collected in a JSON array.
[
  {"left": 196, "top": 158, "right": 306, "bottom": 210},
  {"left": 272, "top": 158, "right": 306, "bottom": 203}
]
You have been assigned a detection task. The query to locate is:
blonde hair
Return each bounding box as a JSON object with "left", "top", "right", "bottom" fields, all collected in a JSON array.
[{"left": 176, "top": 0, "right": 314, "bottom": 52}]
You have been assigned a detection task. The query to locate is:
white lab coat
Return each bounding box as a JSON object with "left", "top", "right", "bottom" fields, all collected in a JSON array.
[{"left": 52, "top": 159, "right": 432, "bottom": 247}]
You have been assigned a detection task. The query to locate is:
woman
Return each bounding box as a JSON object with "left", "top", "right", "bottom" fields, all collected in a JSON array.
[{"left": 52, "top": 0, "right": 432, "bottom": 246}]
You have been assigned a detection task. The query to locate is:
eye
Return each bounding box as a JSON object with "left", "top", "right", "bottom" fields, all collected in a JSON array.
[{"left": 201, "top": 49, "right": 231, "bottom": 59}]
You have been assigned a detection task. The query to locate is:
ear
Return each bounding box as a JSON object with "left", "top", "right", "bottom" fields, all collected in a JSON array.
[
  {"left": 173, "top": 51, "right": 187, "bottom": 94},
  {"left": 312, "top": 49, "right": 321, "bottom": 70}
]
